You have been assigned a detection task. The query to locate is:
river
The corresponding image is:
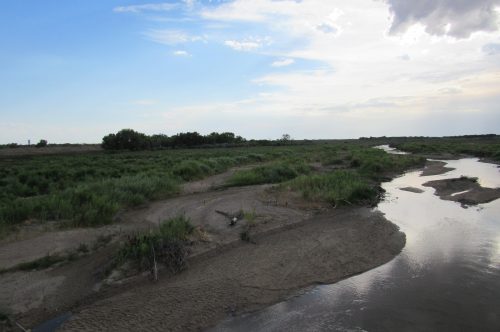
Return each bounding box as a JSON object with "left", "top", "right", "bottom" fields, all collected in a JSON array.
[{"left": 213, "top": 151, "right": 500, "bottom": 331}]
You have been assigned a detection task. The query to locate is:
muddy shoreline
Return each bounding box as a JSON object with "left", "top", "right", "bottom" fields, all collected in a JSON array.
[
  {"left": 423, "top": 176, "right": 500, "bottom": 206},
  {"left": 60, "top": 208, "right": 405, "bottom": 331}
]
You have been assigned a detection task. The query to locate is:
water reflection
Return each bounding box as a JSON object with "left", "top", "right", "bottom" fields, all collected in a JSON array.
[{"left": 213, "top": 158, "right": 500, "bottom": 331}]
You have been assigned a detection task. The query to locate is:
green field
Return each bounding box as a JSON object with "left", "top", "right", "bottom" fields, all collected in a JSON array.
[{"left": 0, "top": 139, "right": 456, "bottom": 236}]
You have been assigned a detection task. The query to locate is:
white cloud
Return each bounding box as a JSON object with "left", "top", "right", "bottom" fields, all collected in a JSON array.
[
  {"left": 114, "top": 0, "right": 500, "bottom": 138},
  {"left": 271, "top": 58, "right": 295, "bottom": 67},
  {"left": 224, "top": 37, "right": 272, "bottom": 51},
  {"left": 113, "top": 3, "right": 178, "bottom": 13},
  {"left": 173, "top": 50, "right": 191, "bottom": 57},
  {"left": 145, "top": 29, "right": 203, "bottom": 45}
]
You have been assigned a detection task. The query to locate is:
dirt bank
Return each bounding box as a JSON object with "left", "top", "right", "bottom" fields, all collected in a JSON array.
[
  {"left": 399, "top": 187, "right": 424, "bottom": 194},
  {"left": 421, "top": 160, "right": 455, "bottom": 176},
  {"left": 423, "top": 177, "right": 500, "bottom": 206},
  {"left": 60, "top": 208, "right": 405, "bottom": 332}
]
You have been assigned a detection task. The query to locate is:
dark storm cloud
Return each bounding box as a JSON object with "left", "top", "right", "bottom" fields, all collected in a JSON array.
[{"left": 384, "top": 0, "right": 500, "bottom": 38}]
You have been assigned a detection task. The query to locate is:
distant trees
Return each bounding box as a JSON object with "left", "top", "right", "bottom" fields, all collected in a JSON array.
[
  {"left": 101, "top": 129, "right": 247, "bottom": 151},
  {"left": 102, "top": 129, "right": 149, "bottom": 150},
  {"left": 36, "top": 139, "right": 48, "bottom": 148},
  {"left": 280, "top": 134, "right": 291, "bottom": 144}
]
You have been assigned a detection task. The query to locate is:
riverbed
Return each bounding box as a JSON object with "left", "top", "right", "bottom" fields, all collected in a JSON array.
[{"left": 212, "top": 157, "right": 500, "bottom": 331}]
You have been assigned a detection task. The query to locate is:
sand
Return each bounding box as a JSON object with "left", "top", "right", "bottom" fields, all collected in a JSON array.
[
  {"left": 60, "top": 208, "right": 404, "bottom": 331},
  {"left": 421, "top": 160, "right": 455, "bottom": 176},
  {"left": 423, "top": 177, "right": 500, "bottom": 206}
]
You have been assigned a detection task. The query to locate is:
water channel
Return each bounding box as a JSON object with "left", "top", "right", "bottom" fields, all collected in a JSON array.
[{"left": 213, "top": 150, "right": 500, "bottom": 331}]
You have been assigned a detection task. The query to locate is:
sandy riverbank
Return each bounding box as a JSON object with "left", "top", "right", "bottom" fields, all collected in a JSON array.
[{"left": 60, "top": 208, "right": 404, "bottom": 331}]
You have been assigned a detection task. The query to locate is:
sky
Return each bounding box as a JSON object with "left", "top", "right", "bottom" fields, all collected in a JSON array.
[{"left": 1, "top": 0, "right": 500, "bottom": 144}]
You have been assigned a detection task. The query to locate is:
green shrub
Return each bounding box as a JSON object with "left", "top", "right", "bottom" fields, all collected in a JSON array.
[
  {"left": 173, "top": 160, "right": 212, "bottom": 181},
  {"left": 117, "top": 216, "right": 194, "bottom": 273},
  {"left": 285, "top": 170, "right": 380, "bottom": 206},
  {"left": 226, "top": 162, "right": 310, "bottom": 186}
]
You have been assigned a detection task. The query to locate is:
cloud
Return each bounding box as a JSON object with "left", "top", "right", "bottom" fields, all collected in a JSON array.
[
  {"left": 113, "top": 3, "right": 178, "bottom": 13},
  {"left": 483, "top": 43, "right": 500, "bottom": 55},
  {"left": 316, "top": 23, "right": 338, "bottom": 34},
  {"left": 145, "top": 29, "right": 203, "bottom": 45},
  {"left": 271, "top": 58, "right": 295, "bottom": 67},
  {"left": 384, "top": 0, "right": 500, "bottom": 38},
  {"left": 173, "top": 50, "right": 191, "bottom": 57},
  {"left": 224, "top": 37, "right": 272, "bottom": 51},
  {"left": 398, "top": 54, "right": 410, "bottom": 61}
]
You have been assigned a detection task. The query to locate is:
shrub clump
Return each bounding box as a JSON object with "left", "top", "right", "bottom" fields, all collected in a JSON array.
[
  {"left": 226, "top": 162, "right": 311, "bottom": 186},
  {"left": 285, "top": 170, "right": 381, "bottom": 206},
  {"left": 117, "top": 216, "right": 194, "bottom": 273}
]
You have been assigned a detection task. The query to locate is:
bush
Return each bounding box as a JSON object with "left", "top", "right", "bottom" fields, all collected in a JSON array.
[
  {"left": 173, "top": 160, "right": 212, "bottom": 181},
  {"left": 118, "top": 216, "right": 194, "bottom": 273},
  {"left": 285, "top": 170, "right": 381, "bottom": 206},
  {"left": 226, "top": 162, "right": 310, "bottom": 186},
  {"left": 36, "top": 139, "right": 48, "bottom": 148}
]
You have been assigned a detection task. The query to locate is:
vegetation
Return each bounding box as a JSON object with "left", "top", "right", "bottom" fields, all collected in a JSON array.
[
  {"left": 392, "top": 138, "right": 500, "bottom": 161},
  {"left": 117, "top": 216, "right": 194, "bottom": 273},
  {"left": 285, "top": 170, "right": 382, "bottom": 206},
  {"left": 226, "top": 161, "right": 311, "bottom": 186},
  {"left": 347, "top": 147, "right": 426, "bottom": 180},
  {"left": 102, "top": 129, "right": 246, "bottom": 150},
  {"left": 36, "top": 139, "right": 48, "bottom": 148},
  {"left": 0, "top": 146, "right": 281, "bottom": 232},
  {"left": 13, "top": 254, "right": 66, "bottom": 272},
  {"left": 0, "top": 139, "right": 430, "bottom": 235}
]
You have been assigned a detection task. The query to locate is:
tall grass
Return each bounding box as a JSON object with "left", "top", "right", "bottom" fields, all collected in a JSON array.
[
  {"left": 0, "top": 174, "right": 179, "bottom": 227},
  {"left": 226, "top": 161, "right": 311, "bottom": 186},
  {"left": 285, "top": 170, "right": 381, "bottom": 206},
  {"left": 0, "top": 147, "right": 278, "bottom": 231},
  {"left": 117, "top": 216, "right": 194, "bottom": 272},
  {"left": 348, "top": 148, "right": 426, "bottom": 179},
  {"left": 394, "top": 140, "right": 500, "bottom": 161}
]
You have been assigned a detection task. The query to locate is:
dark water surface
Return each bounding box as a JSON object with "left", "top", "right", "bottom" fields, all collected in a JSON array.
[{"left": 212, "top": 157, "right": 500, "bottom": 331}]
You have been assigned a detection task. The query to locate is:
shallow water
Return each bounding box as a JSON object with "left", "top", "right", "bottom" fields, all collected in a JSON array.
[{"left": 212, "top": 158, "right": 500, "bottom": 331}]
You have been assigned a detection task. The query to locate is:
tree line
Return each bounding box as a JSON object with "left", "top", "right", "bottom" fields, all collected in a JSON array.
[{"left": 101, "top": 129, "right": 248, "bottom": 150}]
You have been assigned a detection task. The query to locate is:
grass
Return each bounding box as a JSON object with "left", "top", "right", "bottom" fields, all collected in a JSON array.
[
  {"left": 0, "top": 146, "right": 280, "bottom": 233},
  {"left": 347, "top": 147, "right": 426, "bottom": 180},
  {"left": 285, "top": 170, "right": 382, "bottom": 206},
  {"left": 0, "top": 139, "right": 437, "bottom": 235},
  {"left": 117, "top": 216, "right": 194, "bottom": 273},
  {"left": 226, "top": 161, "right": 311, "bottom": 186},
  {"left": 0, "top": 254, "right": 66, "bottom": 275},
  {"left": 15, "top": 254, "right": 66, "bottom": 271},
  {"left": 391, "top": 137, "right": 500, "bottom": 161}
]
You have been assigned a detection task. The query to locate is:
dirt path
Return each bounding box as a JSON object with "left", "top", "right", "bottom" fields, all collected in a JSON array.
[
  {"left": 61, "top": 208, "right": 405, "bottom": 332},
  {"left": 180, "top": 164, "right": 258, "bottom": 195}
]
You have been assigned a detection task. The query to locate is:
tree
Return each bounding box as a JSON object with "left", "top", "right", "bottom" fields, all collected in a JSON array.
[
  {"left": 280, "top": 134, "right": 291, "bottom": 145},
  {"left": 101, "top": 129, "right": 149, "bottom": 150},
  {"left": 36, "top": 139, "right": 48, "bottom": 148}
]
